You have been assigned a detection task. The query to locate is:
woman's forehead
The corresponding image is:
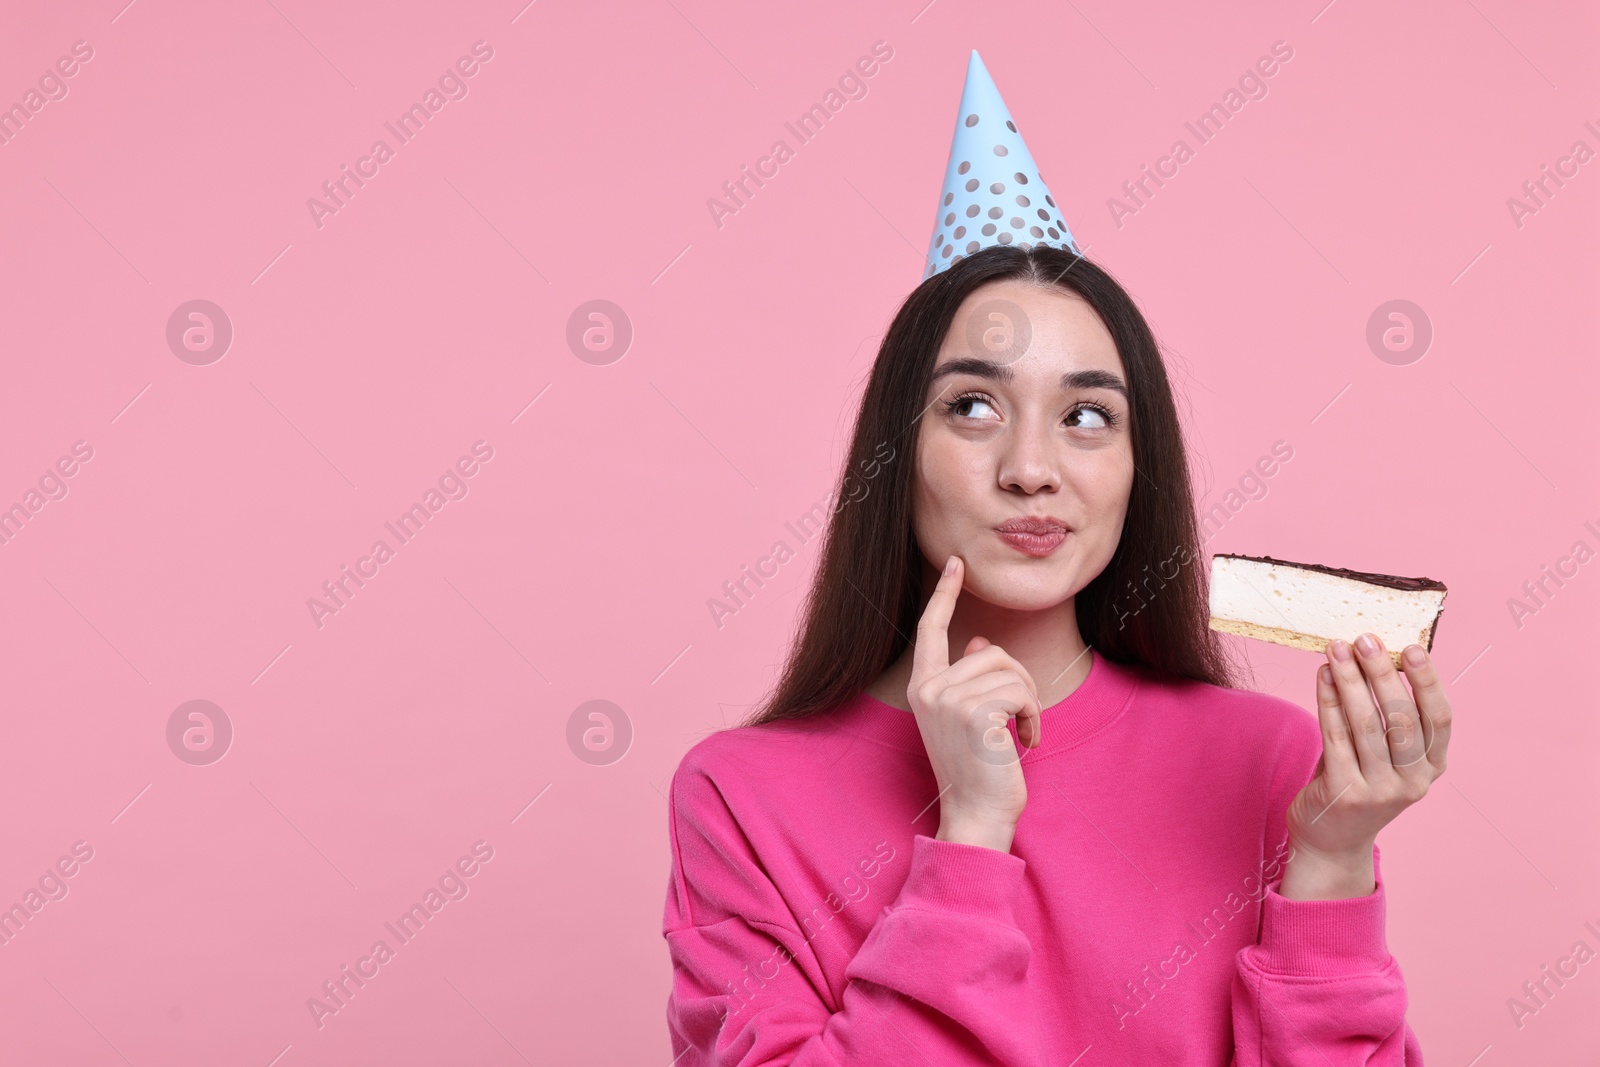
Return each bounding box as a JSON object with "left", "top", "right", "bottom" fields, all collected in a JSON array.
[{"left": 936, "top": 281, "right": 1122, "bottom": 378}]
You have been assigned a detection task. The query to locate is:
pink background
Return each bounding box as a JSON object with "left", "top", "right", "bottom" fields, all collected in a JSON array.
[{"left": 1, "top": 0, "right": 1596, "bottom": 1063}]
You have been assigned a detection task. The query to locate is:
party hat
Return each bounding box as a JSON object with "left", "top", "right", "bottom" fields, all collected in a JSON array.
[{"left": 924, "top": 51, "right": 1079, "bottom": 280}]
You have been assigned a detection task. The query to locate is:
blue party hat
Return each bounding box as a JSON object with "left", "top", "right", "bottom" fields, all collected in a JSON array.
[{"left": 924, "top": 51, "right": 1079, "bottom": 280}]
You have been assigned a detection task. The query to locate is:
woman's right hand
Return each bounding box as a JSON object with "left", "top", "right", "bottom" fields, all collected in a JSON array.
[{"left": 907, "top": 553, "right": 1043, "bottom": 853}]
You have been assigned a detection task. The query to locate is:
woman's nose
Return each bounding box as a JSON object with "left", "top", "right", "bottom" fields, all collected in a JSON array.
[{"left": 998, "top": 418, "right": 1060, "bottom": 494}]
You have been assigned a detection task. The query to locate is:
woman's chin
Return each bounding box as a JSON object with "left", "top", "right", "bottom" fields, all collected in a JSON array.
[{"left": 963, "top": 565, "right": 1081, "bottom": 613}]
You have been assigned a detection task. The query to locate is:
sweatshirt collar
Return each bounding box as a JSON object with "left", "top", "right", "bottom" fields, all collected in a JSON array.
[{"left": 841, "top": 649, "right": 1141, "bottom": 759}]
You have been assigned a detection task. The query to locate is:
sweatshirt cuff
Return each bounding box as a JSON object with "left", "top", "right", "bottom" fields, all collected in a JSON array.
[
  {"left": 1256, "top": 855, "right": 1391, "bottom": 974},
  {"left": 891, "top": 833, "right": 1027, "bottom": 925}
]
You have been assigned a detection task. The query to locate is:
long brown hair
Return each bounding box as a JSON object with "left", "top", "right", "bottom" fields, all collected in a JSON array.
[{"left": 742, "top": 244, "right": 1238, "bottom": 727}]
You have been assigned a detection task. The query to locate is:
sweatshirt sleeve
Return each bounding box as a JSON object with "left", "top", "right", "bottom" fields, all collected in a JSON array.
[
  {"left": 1229, "top": 707, "right": 1425, "bottom": 1066},
  {"left": 663, "top": 754, "right": 1051, "bottom": 1066}
]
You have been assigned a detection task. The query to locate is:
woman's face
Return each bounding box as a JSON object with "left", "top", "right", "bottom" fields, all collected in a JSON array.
[{"left": 912, "top": 278, "right": 1136, "bottom": 612}]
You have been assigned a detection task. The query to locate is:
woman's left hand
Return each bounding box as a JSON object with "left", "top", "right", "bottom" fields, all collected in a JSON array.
[{"left": 1279, "top": 633, "right": 1453, "bottom": 900}]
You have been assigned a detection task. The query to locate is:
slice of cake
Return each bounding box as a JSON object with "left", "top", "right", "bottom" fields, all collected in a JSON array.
[{"left": 1208, "top": 553, "right": 1447, "bottom": 666}]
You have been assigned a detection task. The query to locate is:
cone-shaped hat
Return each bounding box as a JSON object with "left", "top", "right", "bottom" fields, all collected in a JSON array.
[{"left": 924, "top": 51, "right": 1079, "bottom": 280}]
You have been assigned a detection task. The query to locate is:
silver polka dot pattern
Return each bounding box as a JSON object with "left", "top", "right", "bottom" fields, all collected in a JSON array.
[{"left": 927, "top": 105, "right": 1081, "bottom": 272}]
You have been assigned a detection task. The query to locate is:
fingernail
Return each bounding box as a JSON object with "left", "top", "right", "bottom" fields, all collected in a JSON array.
[
  {"left": 1318, "top": 664, "right": 1332, "bottom": 686},
  {"left": 1355, "top": 633, "right": 1382, "bottom": 659},
  {"left": 1330, "top": 639, "right": 1353, "bottom": 663},
  {"left": 944, "top": 555, "right": 958, "bottom": 576},
  {"left": 1404, "top": 645, "right": 1426, "bottom": 667}
]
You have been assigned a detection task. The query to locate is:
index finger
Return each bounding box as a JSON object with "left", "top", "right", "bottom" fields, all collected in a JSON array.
[
  {"left": 1399, "top": 645, "right": 1451, "bottom": 775},
  {"left": 911, "top": 554, "right": 965, "bottom": 683}
]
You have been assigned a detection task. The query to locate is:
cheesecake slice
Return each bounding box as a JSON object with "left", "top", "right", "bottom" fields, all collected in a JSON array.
[{"left": 1208, "top": 553, "right": 1447, "bottom": 666}]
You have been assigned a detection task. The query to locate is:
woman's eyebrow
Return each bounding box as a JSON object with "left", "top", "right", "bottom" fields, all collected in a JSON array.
[{"left": 930, "top": 358, "right": 1128, "bottom": 396}]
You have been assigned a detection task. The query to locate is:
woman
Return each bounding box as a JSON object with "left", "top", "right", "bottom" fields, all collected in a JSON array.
[{"left": 662, "top": 244, "right": 1449, "bottom": 1064}]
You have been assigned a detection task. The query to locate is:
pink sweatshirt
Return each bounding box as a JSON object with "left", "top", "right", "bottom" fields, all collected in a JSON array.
[{"left": 662, "top": 651, "right": 1423, "bottom": 1065}]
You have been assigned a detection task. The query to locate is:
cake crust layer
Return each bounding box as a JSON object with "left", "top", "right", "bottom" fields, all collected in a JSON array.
[{"left": 1208, "top": 616, "right": 1421, "bottom": 666}]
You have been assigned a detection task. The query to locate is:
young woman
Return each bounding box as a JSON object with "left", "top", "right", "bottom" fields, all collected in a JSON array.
[{"left": 662, "top": 244, "right": 1450, "bottom": 1065}]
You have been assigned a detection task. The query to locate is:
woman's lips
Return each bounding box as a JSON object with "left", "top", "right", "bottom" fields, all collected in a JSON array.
[{"left": 995, "top": 528, "right": 1068, "bottom": 557}]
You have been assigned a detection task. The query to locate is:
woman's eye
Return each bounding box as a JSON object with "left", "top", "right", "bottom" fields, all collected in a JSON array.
[
  {"left": 947, "top": 395, "right": 998, "bottom": 420},
  {"left": 1066, "top": 406, "right": 1110, "bottom": 429},
  {"left": 942, "top": 394, "right": 1117, "bottom": 428}
]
